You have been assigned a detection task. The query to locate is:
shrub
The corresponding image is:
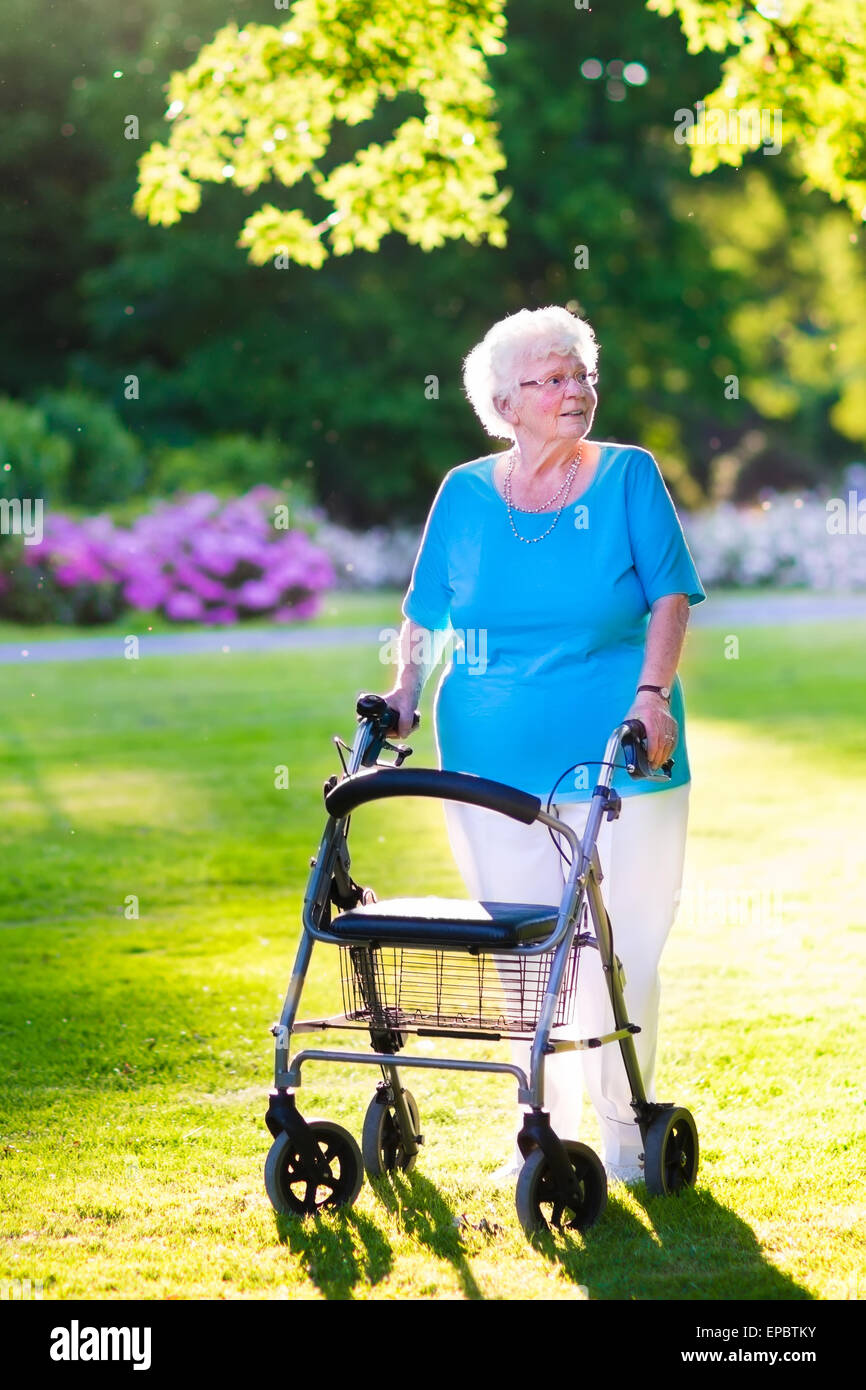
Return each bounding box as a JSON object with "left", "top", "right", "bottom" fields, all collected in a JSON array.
[
  {"left": 0, "top": 397, "right": 72, "bottom": 503},
  {"left": 0, "top": 549, "right": 126, "bottom": 625},
  {"left": 2, "top": 487, "right": 335, "bottom": 626},
  {"left": 682, "top": 475, "right": 866, "bottom": 590},
  {"left": 34, "top": 389, "right": 146, "bottom": 507},
  {"left": 151, "top": 433, "right": 304, "bottom": 496},
  {"left": 306, "top": 511, "right": 421, "bottom": 590}
]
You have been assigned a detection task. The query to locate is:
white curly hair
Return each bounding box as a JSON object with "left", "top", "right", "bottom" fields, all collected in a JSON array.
[{"left": 462, "top": 305, "right": 600, "bottom": 441}]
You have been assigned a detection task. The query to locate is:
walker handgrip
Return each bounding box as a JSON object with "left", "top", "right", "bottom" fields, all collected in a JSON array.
[
  {"left": 356, "top": 693, "right": 420, "bottom": 732},
  {"left": 622, "top": 719, "right": 673, "bottom": 780},
  {"left": 325, "top": 767, "right": 543, "bottom": 825}
]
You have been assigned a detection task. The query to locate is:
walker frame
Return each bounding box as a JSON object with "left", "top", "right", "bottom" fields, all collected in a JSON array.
[{"left": 263, "top": 694, "right": 699, "bottom": 1233}]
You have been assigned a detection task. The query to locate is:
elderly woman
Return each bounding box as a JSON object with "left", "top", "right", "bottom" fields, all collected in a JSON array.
[{"left": 380, "top": 305, "right": 705, "bottom": 1184}]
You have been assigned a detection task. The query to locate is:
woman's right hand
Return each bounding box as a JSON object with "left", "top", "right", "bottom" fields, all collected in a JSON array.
[{"left": 379, "top": 688, "right": 420, "bottom": 739}]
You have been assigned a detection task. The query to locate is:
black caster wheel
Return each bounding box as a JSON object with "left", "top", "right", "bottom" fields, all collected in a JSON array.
[
  {"left": 361, "top": 1087, "right": 420, "bottom": 1178},
  {"left": 644, "top": 1107, "right": 699, "bottom": 1196},
  {"left": 515, "top": 1141, "right": 607, "bottom": 1236},
  {"left": 264, "top": 1120, "right": 363, "bottom": 1216}
]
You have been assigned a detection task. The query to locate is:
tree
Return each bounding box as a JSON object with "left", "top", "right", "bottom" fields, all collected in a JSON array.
[
  {"left": 650, "top": 0, "right": 866, "bottom": 219},
  {"left": 135, "top": 0, "right": 866, "bottom": 264}
]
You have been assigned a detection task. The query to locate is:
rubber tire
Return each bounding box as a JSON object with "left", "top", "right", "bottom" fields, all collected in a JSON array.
[
  {"left": 644, "top": 1107, "right": 699, "bottom": 1196},
  {"left": 264, "top": 1120, "right": 363, "bottom": 1216},
  {"left": 361, "top": 1089, "right": 420, "bottom": 1178},
  {"left": 515, "top": 1140, "right": 607, "bottom": 1236}
]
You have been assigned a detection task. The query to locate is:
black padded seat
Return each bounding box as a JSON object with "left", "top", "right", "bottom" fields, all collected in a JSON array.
[{"left": 330, "top": 896, "right": 560, "bottom": 950}]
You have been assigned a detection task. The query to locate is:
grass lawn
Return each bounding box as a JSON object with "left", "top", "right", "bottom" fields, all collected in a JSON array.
[
  {"left": 2, "top": 584, "right": 853, "bottom": 647},
  {"left": 0, "top": 617, "right": 864, "bottom": 1301},
  {"left": 0, "top": 590, "right": 401, "bottom": 645}
]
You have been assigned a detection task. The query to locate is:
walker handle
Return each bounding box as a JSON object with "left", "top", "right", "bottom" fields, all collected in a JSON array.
[
  {"left": 356, "top": 692, "right": 420, "bottom": 733},
  {"left": 622, "top": 719, "right": 673, "bottom": 780},
  {"left": 355, "top": 693, "right": 420, "bottom": 769}
]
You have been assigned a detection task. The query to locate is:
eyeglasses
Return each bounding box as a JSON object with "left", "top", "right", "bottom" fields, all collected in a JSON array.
[{"left": 519, "top": 369, "right": 599, "bottom": 392}]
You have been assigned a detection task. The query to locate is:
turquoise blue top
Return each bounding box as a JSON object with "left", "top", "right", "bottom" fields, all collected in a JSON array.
[{"left": 401, "top": 444, "right": 706, "bottom": 803}]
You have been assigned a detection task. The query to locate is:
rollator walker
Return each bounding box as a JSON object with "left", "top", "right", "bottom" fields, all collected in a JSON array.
[{"left": 264, "top": 694, "right": 699, "bottom": 1234}]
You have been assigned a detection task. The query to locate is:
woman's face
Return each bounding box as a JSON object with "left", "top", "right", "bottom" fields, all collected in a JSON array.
[{"left": 505, "top": 350, "right": 598, "bottom": 443}]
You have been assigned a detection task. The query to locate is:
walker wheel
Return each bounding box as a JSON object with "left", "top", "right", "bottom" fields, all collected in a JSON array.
[
  {"left": 515, "top": 1141, "right": 607, "bottom": 1236},
  {"left": 361, "top": 1087, "right": 420, "bottom": 1178},
  {"left": 644, "top": 1107, "right": 699, "bottom": 1196},
  {"left": 264, "top": 1120, "right": 363, "bottom": 1216}
]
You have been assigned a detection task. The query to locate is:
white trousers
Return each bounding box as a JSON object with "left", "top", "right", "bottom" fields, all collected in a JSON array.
[{"left": 441, "top": 784, "right": 691, "bottom": 1167}]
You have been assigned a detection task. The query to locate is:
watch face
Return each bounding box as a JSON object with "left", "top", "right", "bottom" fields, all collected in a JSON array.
[{"left": 661, "top": 686, "right": 670, "bottom": 699}]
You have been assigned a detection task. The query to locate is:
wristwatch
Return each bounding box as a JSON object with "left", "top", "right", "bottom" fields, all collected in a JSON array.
[{"left": 637, "top": 684, "right": 671, "bottom": 701}]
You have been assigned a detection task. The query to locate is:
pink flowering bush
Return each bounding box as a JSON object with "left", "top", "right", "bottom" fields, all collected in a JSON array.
[{"left": 0, "top": 487, "right": 335, "bottom": 625}]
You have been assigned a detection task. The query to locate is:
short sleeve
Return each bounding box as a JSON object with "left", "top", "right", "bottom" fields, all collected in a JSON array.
[
  {"left": 625, "top": 450, "right": 706, "bottom": 607},
  {"left": 401, "top": 475, "right": 454, "bottom": 632}
]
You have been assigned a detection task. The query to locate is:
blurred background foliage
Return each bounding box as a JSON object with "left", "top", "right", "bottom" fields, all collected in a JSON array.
[{"left": 1, "top": 0, "right": 864, "bottom": 525}]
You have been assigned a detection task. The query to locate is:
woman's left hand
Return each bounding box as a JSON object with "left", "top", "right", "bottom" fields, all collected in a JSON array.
[{"left": 624, "top": 692, "right": 679, "bottom": 771}]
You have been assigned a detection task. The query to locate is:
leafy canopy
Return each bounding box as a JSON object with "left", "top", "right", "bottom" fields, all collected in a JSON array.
[
  {"left": 134, "top": 0, "right": 510, "bottom": 264},
  {"left": 135, "top": 0, "right": 866, "bottom": 264},
  {"left": 650, "top": 0, "right": 866, "bottom": 219}
]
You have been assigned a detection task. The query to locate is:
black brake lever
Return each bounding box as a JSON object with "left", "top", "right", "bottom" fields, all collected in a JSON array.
[{"left": 381, "top": 740, "right": 414, "bottom": 768}]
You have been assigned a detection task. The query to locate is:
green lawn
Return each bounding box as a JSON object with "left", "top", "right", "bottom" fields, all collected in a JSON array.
[
  {"left": 0, "top": 589, "right": 401, "bottom": 644},
  {"left": 0, "top": 585, "right": 849, "bottom": 646},
  {"left": 0, "top": 619, "right": 864, "bottom": 1300}
]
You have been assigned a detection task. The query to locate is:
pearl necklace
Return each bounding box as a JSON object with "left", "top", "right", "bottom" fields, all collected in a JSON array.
[{"left": 503, "top": 442, "right": 583, "bottom": 544}]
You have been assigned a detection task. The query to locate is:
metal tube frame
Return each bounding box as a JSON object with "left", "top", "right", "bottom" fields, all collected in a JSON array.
[{"left": 272, "top": 719, "right": 656, "bottom": 1119}]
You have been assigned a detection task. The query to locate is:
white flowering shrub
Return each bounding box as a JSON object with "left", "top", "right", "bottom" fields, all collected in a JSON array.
[
  {"left": 304, "top": 515, "right": 421, "bottom": 590},
  {"left": 303, "top": 464, "right": 866, "bottom": 594},
  {"left": 683, "top": 476, "right": 866, "bottom": 591}
]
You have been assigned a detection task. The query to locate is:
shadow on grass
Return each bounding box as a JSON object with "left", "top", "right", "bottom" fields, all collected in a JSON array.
[
  {"left": 270, "top": 1174, "right": 809, "bottom": 1302},
  {"left": 275, "top": 1205, "right": 394, "bottom": 1300},
  {"left": 376, "top": 1170, "right": 485, "bottom": 1300},
  {"left": 1, "top": 718, "right": 69, "bottom": 834},
  {"left": 273, "top": 1170, "right": 485, "bottom": 1300},
  {"left": 530, "top": 1183, "right": 813, "bottom": 1301}
]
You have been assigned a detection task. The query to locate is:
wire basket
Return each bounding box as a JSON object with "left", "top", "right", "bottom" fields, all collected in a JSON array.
[{"left": 339, "top": 928, "right": 587, "bottom": 1037}]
